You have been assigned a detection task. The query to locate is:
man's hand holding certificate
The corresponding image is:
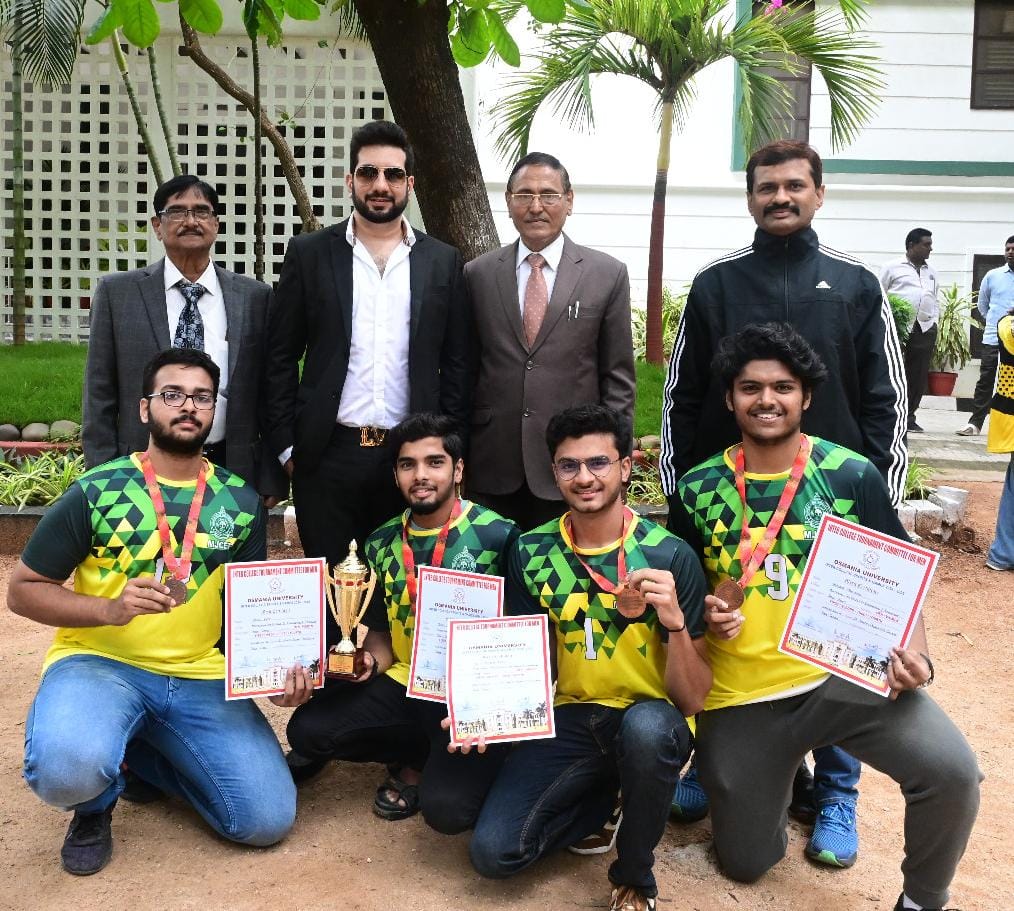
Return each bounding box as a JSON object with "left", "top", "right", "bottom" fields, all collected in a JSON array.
[{"left": 779, "top": 515, "right": 939, "bottom": 697}]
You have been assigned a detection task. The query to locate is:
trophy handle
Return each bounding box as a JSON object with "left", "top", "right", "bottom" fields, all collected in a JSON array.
[{"left": 352, "top": 570, "right": 378, "bottom": 629}]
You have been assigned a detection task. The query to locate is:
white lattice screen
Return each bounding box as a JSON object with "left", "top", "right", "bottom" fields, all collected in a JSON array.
[{"left": 0, "top": 31, "right": 389, "bottom": 342}]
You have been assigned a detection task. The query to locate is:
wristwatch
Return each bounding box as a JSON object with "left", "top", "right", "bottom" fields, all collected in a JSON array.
[{"left": 918, "top": 652, "right": 935, "bottom": 687}]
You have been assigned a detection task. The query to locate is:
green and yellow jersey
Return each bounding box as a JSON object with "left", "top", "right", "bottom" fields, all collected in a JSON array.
[
  {"left": 362, "top": 501, "right": 519, "bottom": 687},
  {"left": 22, "top": 454, "right": 265, "bottom": 679},
  {"left": 673, "top": 436, "right": 906, "bottom": 711},
  {"left": 508, "top": 512, "right": 706, "bottom": 710}
]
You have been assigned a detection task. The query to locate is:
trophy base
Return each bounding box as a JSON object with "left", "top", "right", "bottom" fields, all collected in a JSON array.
[{"left": 325, "top": 646, "right": 366, "bottom": 680}]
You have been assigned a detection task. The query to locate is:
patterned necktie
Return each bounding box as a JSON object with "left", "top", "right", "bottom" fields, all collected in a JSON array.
[
  {"left": 173, "top": 280, "right": 206, "bottom": 351},
  {"left": 523, "top": 252, "right": 548, "bottom": 347}
]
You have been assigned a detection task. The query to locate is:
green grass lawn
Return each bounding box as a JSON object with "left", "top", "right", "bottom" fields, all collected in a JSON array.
[
  {"left": 0, "top": 342, "right": 86, "bottom": 426},
  {"left": 0, "top": 344, "right": 667, "bottom": 437},
  {"left": 635, "top": 359, "right": 666, "bottom": 441}
]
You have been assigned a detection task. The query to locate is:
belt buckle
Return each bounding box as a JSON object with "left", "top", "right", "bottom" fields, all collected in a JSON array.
[{"left": 360, "top": 426, "right": 386, "bottom": 447}]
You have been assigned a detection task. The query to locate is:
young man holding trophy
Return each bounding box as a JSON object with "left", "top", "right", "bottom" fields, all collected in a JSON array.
[{"left": 285, "top": 413, "right": 519, "bottom": 831}]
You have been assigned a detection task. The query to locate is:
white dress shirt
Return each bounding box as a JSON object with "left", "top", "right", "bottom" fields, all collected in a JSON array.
[
  {"left": 879, "top": 258, "right": 939, "bottom": 332},
  {"left": 516, "top": 233, "right": 566, "bottom": 315},
  {"left": 337, "top": 217, "right": 415, "bottom": 428},
  {"left": 164, "top": 258, "right": 228, "bottom": 444}
]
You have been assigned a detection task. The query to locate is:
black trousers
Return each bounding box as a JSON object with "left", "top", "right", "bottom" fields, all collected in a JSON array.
[
  {"left": 904, "top": 322, "right": 937, "bottom": 420},
  {"left": 286, "top": 674, "right": 508, "bottom": 834},
  {"left": 291, "top": 425, "right": 403, "bottom": 646},
  {"left": 969, "top": 344, "right": 1000, "bottom": 430}
]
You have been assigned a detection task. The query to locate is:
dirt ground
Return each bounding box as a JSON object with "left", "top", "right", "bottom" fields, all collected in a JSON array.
[{"left": 0, "top": 481, "right": 1009, "bottom": 911}]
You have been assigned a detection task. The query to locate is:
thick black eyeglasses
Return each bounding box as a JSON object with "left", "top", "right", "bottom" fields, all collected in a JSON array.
[
  {"left": 355, "top": 165, "right": 408, "bottom": 185},
  {"left": 145, "top": 390, "right": 216, "bottom": 410},
  {"left": 553, "top": 456, "right": 620, "bottom": 480}
]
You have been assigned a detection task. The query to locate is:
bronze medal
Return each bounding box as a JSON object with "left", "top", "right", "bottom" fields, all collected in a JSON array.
[
  {"left": 714, "top": 579, "right": 744, "bottom": 610},
  {"left": 166, "top": 577, "right": 188, "bottom": 605},
  {"left": 616, "top": 584, "right": 646, "bottom": 619}
]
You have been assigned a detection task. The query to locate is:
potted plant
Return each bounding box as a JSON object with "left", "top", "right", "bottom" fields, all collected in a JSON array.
[{"left": 927, "top": 285, "right": 976, "bottom": 396}]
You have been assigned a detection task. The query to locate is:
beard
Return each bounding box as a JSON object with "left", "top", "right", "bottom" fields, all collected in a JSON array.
[
  {"left": 352, "top": 188, "right": 409, "bottom": 224},
  {"left": 147, "top": 414, "right": 212, "bottom": 456}
]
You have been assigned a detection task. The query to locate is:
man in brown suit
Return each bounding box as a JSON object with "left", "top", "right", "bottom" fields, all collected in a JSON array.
[{"left": 464, "top": 152, "right": 636, "bottom": 529}]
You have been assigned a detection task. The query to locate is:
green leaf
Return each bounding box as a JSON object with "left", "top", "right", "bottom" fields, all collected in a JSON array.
[
  {"left": 85, "top": 5, "right": 122, "bottom": 45},
  {"left": 179, "top": 0, "right": 223, "bottom": 34},
  {"left": 526, "top": 0, "right": 565, "bottom": 23},
  {"left": 485, "top": 10, "right": 520, "bottom": 67},
  {"left": 459, "top": 7, "right": 490, "bottom": 50},
  {"left": 461, "top": 0, "right": 491, "bottom": 8},
  {"left": 450, "top": 31, "right": 489, "bottom": 67},
  {"left": 115, "top": 0, "right": 160, "bottom": 47},
  {"left": 284, "top": 0, "right": 321, "bottom": 21}
]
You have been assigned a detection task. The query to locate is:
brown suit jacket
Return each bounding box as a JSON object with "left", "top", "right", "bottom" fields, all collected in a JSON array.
[{"left": 464, "top": 235, "right": 635, "bottom": 500}]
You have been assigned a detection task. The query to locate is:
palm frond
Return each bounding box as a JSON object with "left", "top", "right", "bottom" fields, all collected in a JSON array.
[{"left": 1, "top": 0, "right": 85, "bottom": 85}]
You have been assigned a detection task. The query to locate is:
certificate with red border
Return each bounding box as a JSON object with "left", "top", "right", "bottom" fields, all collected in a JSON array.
[
  {"left": 407, "top": 566, "right": 504, "bottom": 702},
  {"left": 445, "top": 616, "right": 555, "bottom": 746},
  {"left": 778, "top": 515, "right": 938, "bottom": 697},
  {"left": 224, "top": 558, "right": 326, "bottom": 700}
]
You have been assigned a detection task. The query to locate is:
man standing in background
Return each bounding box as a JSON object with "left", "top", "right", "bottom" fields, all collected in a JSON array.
[{"left": 881, "top": 228, "right": 939, "bottom": 434}]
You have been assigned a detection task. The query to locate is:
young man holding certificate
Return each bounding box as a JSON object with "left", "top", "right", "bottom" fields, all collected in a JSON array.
[
  {"left": 668, "top": 323, "right": 981, "bottom": 911},
  {"left": 470, "top": 405, "right": 711, "bottom": 911},
  {"left": 8, "top": 349, "right": 311, "bottom": 877},
  {"left": 285, "top": 413, "right": 519, "bottom": 831}
]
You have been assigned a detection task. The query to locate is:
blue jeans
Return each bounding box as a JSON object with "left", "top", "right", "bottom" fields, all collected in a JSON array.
[
  {"left": 470, "top": 700, "right": 691, "bottom": 897},
  {"left": 23, "top": 654, "right": 295, "bottom": 846},
  {"left": 812, "top": 745, "right": 860, "bottom": 806},
  {"left": 988, "top": 454, "right": 1014, "bottom": 569}
]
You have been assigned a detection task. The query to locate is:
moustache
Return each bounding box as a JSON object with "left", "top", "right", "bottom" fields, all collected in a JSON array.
[
  {"left": 366, "top": 193, "right": 395, "bottom": 203},
  {"left": 763, "top": 203, "right": 800, "bottom": 216}
]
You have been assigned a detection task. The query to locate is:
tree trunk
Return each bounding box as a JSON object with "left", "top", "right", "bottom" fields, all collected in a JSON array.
[
  {"left": 178, "top": 17, "right": 320, "bottom": 232},
  {"left": 353, "top": 0, "right": 498, "bottom": 261},
  {"left": 645, "top": 100, "right": 674, "bottom": 366},
  {"left": 11, "top": 43, "right": 27, "bottom": 345},
  {"left": 251, "top": 34, "right": 265, "bottom": 281},
  {"left": 111, "top": 35, "right": 165, "bottom": 186}
]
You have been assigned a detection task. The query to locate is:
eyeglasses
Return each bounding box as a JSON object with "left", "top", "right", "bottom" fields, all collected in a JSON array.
[
  {"left": 554, "top": 456, "right": 620, "bottom": 480},
  {"left": 354, "top": 165, "right": 408, "bottom": 185},
  {"left": 509, "top": 193, "right": 565, "bottom": 208},
  {"left": 145, "top": 390, "right": 216, "bottom": 410},
  {"left": 158, "top": 207, "right": 216, "bottom": 223}
]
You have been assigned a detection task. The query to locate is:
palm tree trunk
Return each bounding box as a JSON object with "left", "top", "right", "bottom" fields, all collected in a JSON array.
[
  {"left": 251, "top": 34, "right": 265, "bottom": 281},
  {"left": 645, "top": 99, "right": 674, "bottom": 365},
  {"left": 111, "top": 34, "right": 165, "bottom": 185},
  {"left": 11, "top": 42, "right": 27, "bottom": 345},
  {"left": 178, "top": 18, "right": 320, "bottom": 232},
  {"left": 147, "top": 46, "right": 181, "bottom": 176}
]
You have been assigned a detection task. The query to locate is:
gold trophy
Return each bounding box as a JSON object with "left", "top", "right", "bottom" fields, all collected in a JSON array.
[{"left": 324, "top": 540, "right": 377, "bottom": 679}]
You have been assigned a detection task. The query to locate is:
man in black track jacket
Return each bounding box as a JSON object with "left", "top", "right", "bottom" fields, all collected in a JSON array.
[{"left": 660, "top": 140, "right": 907, "bottom": 509}]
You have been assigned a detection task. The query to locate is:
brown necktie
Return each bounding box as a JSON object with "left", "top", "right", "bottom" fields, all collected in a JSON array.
[{"left": 523, "top": 252, "right": 548, "bottom": 347}]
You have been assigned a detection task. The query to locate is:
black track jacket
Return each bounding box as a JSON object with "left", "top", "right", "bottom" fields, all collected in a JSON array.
[{"left": 660, "top": 227, "right": 908, "bottom": 505}]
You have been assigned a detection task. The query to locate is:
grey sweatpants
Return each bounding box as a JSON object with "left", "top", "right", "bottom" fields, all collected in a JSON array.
[{"left": 696, "top": 676, "right": 981, "bottom": 909}]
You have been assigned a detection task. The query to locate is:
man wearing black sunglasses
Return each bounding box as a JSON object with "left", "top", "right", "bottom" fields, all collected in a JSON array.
[
  {"left": 264, "top": 120, "right": 472, "bottom": 653},
  {"left": 83, "top": 174, "right": 285, "bottom": 503}
]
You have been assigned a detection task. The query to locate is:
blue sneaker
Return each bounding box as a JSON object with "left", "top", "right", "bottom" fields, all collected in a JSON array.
[
  {"left": 670, "top": 765, "right": 709, "bottom": 822},
  {"left": 805, "top": 801, "right": 859, "bottom": 868}
]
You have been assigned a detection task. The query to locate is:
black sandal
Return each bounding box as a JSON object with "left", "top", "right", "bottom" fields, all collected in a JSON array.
[{"left": 372, "top": 770, "right": 420, "bottom": 821}]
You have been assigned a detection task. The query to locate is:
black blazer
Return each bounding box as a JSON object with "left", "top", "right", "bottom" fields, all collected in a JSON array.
[{"left": 263, "top": 219, "right": 472, "bottom": 471}]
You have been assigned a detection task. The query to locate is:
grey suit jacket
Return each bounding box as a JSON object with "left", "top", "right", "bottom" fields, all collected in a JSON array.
[
  {"left": 82, "top": 258, "right": 285, "bottom": 496},
  {"left": 464, "top": 235, "right": 636, "bottom": 500}
]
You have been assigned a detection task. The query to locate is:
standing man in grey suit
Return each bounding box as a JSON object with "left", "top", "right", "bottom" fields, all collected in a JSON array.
[
  {"left": 263, "top": 120, "right": 472, "bottom": 646},
  {"left": 464, "top": 152, "right": 635, "bottom": 529},
  {"left": 82, "top": 174, "right": 284, "bottom": 500}
]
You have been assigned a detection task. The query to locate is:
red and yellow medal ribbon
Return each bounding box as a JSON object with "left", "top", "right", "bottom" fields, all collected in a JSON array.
[
  {"left": 138, "top": 451, "right": 208, "bottom": 585},
  {"left": 401, "top": 497, "right": 462, "bottom": 613}
]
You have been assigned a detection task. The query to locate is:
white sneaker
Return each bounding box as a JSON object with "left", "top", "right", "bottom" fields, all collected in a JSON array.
[{"left": 955, "top": 423, "right": 979, "bottom": 436}]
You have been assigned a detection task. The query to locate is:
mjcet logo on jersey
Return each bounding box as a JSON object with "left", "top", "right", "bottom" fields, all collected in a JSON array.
[
  {"left": 208, "top": 506, "right": 236, "bottom": 549},
  {"left": 450, "top": 549, "right": 477, "bottom": 573},
  {"left": 802, "top": 493, "right": 831, "bottom": 538}
]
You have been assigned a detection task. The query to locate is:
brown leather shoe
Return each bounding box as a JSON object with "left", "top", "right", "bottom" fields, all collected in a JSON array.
[{"left": 609, "top": 885, "right": 656, "bottom": 911}]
